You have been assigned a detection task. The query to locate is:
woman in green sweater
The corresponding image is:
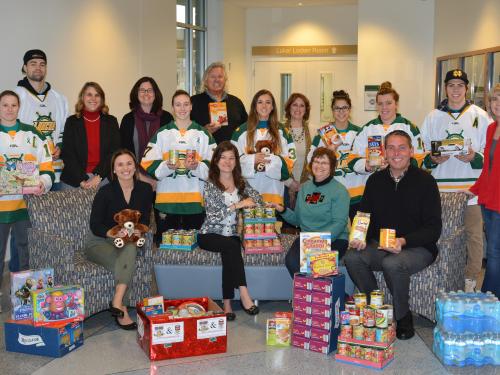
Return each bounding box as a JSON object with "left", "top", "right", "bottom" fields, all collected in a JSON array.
[{"left": 269, "top": 147, "right": 354, "bottom": 294}]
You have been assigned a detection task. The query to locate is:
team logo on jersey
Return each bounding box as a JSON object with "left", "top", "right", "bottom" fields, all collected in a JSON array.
[
  {"left": 472, "top": 117, "right": 478, "bottom": 128},
  {"left": 445, "top": 129, "right": 464, "bottom": 140},
  {"left": 305, "top": 192, "right": 324, "bottom": 204},
  {"left": 337, "top": 150, "right": 350, "bottom": 170},
  {"left": 33, "top": 112, "right": 56, "bottom": 135}
]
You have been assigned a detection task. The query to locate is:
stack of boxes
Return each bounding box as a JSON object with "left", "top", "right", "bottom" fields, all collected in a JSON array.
[
  {"left": 4, "top": 268, "right": 85, "bottom": 357},
  {"left": 433, "top": 291, "right": 500, "bottom": 367},
  {"left": 242, "top": 205, "right": 281, "bottom": 254},
  {"left": 291, "top": 273, "right": 345, "bottom": 354}
]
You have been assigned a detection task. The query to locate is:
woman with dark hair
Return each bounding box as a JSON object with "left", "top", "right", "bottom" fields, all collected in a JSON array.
[
  {"left": 268, "top": 147, "right": 354, "bottom": 294},
  {"left": 141, "top": 90, "right": 216, "bottom": 230},
  {"left": 283, "top": 93, "right": 312, "bottom": 209},
  {"left": 61, "top": 82, "right": 121, "bottom": 189},
  {"left": 231, "top": 89, "right": 296, "bottom": 206},
  {"left": 120, "top": 77, "right": 173, "bottom": 244},
  {"left": 198, "top": 141, "right": 262, "bottom": 320},
  {"left": 85, "top": 149, "right": 153, "bottom": 329},
  {"left": 308, "top": 90, "right": 362, "bottom": 219}
]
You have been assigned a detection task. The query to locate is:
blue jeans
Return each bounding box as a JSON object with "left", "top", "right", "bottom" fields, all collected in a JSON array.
[{"left": 481, "top": 207, "right": 500, "bottom": 298}]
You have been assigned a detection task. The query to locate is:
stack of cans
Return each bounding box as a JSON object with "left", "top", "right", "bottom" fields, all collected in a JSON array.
[{"left": 161, "top": 229, "right": 197, "bottom": 250}]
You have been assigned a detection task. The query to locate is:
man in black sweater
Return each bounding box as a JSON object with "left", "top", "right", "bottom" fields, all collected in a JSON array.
[{"left": 345, "top": 130, "right": 442, "bottom": 340}]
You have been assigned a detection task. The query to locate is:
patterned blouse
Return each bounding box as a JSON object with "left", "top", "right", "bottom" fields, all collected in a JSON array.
[{"left": 199, "top": 180, "right": 263, "bottom": 236}]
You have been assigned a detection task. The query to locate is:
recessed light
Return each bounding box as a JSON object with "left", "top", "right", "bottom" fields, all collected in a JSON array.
[{"left": 298, "top": 2, "right": 303, "bottom": 6}]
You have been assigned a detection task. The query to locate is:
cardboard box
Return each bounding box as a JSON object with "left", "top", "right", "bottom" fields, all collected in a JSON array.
[
  {"left": 0, "top": 159, "right": 40, "bottom": 195},
  {"left": 431, "top": 138, "right": 469, "bottom": 156},
  {"left": 299, "top": 233, "right": 331, "bottom": 273},
  {"left": 4, "top": 319, "right": 83, "bottom": 357},
  {"left": 31, "top": 285, "right": 85, "bottom": 327},
  {"left": 137, "top": 297, "right": 227, "bottom": 361},
  {"left": 10, "top": 268, "right": 54, "bottom": 321},
  {"left": 266, "top": 316, "right": 292, "bottom": 346},
  {"left": 209, "top": 102, "right": 228, "bottom": 126}
]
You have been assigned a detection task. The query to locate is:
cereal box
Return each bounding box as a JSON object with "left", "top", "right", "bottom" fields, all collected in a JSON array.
[
  {"left": 266, "top": 315, "right": 292, "bottom": 346},
  {"left": 299, "top": 232, "right": 331, "bottom": 273},
  {"left": 367, "top": 136, "right": 384, "bottom": 167},
  {"left": 209, "top": 102, "right": 228, "bottom": 126},
  {"left": 349, "top": 212, "right": 371, "bottom": 243},
  {"left": 318, "top": 123, "right": 342, "bottom": 147}
]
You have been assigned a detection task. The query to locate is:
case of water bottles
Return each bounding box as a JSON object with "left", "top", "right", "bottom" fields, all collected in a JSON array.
[{"left": 433, "top": 291, "right": 500, "bottom": 367}]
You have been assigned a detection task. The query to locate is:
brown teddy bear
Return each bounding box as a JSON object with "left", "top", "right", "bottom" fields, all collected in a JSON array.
[
  {"left": 254, "top": 139, "right": 274, "bottom": 172},
  {"left": 108, "top": 209, "right": 149, "bottom": 248}
]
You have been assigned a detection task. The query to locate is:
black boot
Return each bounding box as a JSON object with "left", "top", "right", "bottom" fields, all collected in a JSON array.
[{"left": 396, "top": 310, "right": 414, "bottom": 340}]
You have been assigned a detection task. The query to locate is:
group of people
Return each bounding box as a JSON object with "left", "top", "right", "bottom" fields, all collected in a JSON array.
[{"left": 0, "top": 49, "right": 499, "bottom": 340}]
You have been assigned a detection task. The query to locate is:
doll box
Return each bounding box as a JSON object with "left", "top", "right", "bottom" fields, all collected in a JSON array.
[
  {"left": 10, "top": 268, "right": 54, "bottom": 321},
  {"left": 31, "top": 285, "right": 85, "bottom": 327},
  {"left": 4, "top": 319, "right": 83, "bottom": 357},
  {"left": 136, "top": 297, "right": 227, "bottom": 361}
]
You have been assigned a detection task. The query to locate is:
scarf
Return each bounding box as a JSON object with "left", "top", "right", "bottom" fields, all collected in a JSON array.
[{"left": 134, "top": 107, "right": 161, "bottom": 158}]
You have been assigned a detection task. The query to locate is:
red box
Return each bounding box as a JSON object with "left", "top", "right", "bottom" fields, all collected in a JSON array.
[
  {"left": 311, "top": 304, "right": 332, "bottom": 318},
  {"left": 310, "top": 315, "right": 331, "bottom": 331},
  {"left": 294, "top": 289, "right": 313, "bottom": 303},
  {"left": 293, "top": 312, "right": 312, "bottom": 327},
  {"left": 310, "top": 327, "right": 331, "bottom": 343},
  {"left": 293, "top": 301, "right": 312, "bottom": 315},
  {"left": 311, "top": 291, "right": 332, "bottom": 306},
  {"left": 291, "top": 334, "right": 309, "bottom": 349},
  {"left": 309, "top": 339, "right": 330, "bottom": 354},
  {"left": 136, "top": 297, "right": 227, "bottom": 361},
  {"left": 293, "top": 274, "right": 313, "bottom": 290},
  {"left": 292, "top": 323, "right": 311, "bottom": 338},
  {"left": 312, "top": 278, "right": 333, "bottom": 293}
]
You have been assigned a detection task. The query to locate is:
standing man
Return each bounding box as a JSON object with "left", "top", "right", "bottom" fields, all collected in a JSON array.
[
  {"left": 421, "top": 69, "right": 490, "bottom": 293},
  {"left": 15, "top": 49, "right": 68, "bottom": 190},
  {"left": 345, "top": 130, "right": 442, "bottom": 340}
]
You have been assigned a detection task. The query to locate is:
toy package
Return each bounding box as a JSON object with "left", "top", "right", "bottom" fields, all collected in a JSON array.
[
  {"left": 10, "top": 268, "right": 54, "bottom": 320},
  {"left": 299, "top": 232, "right": 331, "bottom": 273},
  {"left": 209, "top": 102, "right": 228, "bottom": 126},
  {"left": 349, "top": 212, "right": 371, "bottom": 243},
  {"left": 431, "top": 138, "right": 470, "bottom": 157},
  {"left": 31, "top": 285, "right": 84, "bottom": 327},
  {"left": 366, "top": 136, "right": 384, "bottom": 168},
  {"left": 0, "top": 157, "right": 40, "bottom": 195}
]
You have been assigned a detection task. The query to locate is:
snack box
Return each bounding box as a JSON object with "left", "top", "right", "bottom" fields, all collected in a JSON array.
[
  {"left": 293, "top": 288, "right": 313, "bottom": 303},
  {"left": 266, "top": 317, "right": 292, "bottom": 346},
  {"left": 209, "top": 102, "right": 228, "bottom": 126},
  {"left": 10, "top": 268, "right": 54, "bottom": 321},
  {"left": 31, "top": 286, "right": 84, "bottom": 327},
  {"left": 311, "top": 291, "right": 333, "bottom": 306},
  {"left": 293, "top": 312, "right": 331, "bottom": 331},
  {"left": 299, "top": 232, "right": 331, "bottom": 273},
  {"left": 294, "top": 274, "right": 334, "bottom": 294},
  {"left": 137, "top": 297, "right": 227, "bottom": 361},
  {"left": 309, "top": 251, "right": 339, "bottom": 278},
  {"left": 4, "top": 319, "right": 83, "bottom": 357}
]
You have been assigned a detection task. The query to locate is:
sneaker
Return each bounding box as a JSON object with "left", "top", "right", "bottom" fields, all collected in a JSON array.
[{"left": 465, "top": 279, "right": 477, "bottom": 293}]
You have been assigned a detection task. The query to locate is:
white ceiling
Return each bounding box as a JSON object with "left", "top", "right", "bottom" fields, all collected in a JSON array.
[{"left": 227, "top": 0, "right": 358, "bottom": 8}]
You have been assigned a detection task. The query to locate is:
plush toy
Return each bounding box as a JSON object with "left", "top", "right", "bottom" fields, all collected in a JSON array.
[
  {"left": 254, "top": 140, "right": 274, "bottom": 172},
  {"left": 108, "top": 209, "right": 149, "bottom": 248}
]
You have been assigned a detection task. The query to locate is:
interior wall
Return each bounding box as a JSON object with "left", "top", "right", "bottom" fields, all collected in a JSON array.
[
  {"left": 357, "top": 0, "right": 435, "bottom": 126},
  {"left": 0, "top": 0, "right": 177, "bottom": 121},
  {"left": 434, "top": 0, "right": 500, "bottom": 58}
]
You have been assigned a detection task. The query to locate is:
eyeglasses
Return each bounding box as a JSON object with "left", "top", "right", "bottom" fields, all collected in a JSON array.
[
  {"left": 139, "top": 88, "right": 154, "bottom": 94},
  {"left": 312, "top": 160, "right": 330, "bottom": 166},
  {"left": 333, "top": 106, "right": 350, "bottom": 112}
]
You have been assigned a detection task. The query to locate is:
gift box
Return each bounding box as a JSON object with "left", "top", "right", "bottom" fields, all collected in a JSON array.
[
  {"left": 31, "top": 285, "right": 84, "bottom": 327},
  {"left": 10, "top": 268, "right": 54, "bottom": 321},
  {"left": 4, "top": 319, "right": 83, "bottom": 357},
  {"left": 137, "top": 297, "right": 227, "bottom": 361}
]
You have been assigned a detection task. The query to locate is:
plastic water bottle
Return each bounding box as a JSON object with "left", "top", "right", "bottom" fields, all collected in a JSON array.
[
  {"left": 471, "top": 333, "right": 485, "bottom": 366},
  {"left": 495, "top": 332, "right": 500, "bottom": 365}
]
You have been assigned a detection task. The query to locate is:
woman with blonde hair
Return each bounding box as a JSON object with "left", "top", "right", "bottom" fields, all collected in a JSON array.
[
  {"left": 61, "top": 82, "right": 121, "bottom": 189},
  {"left": 231, "top": 89, "right": 296, "bottom": 205}
]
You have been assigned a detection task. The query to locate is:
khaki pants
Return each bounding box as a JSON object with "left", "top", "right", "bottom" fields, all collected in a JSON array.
[{"left": 464, "top": 204, "right": 484, "bottom": 280}]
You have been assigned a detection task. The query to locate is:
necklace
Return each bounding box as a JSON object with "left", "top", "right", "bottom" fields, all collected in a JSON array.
[
  {"left": 83, "top": 115, "right": 100, "bottom": 123},
  {"left": 291, "top": 127, "right": 305, "bottom": 144}
]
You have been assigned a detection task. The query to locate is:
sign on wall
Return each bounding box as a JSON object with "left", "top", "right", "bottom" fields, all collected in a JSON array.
[{"left": 252, "top": 45, "right": 357, "bottom": 57}]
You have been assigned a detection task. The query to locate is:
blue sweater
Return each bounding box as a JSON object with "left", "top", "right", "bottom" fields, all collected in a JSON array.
[{"left": 281, "top": 176, "right": 350, "bottom": 241}]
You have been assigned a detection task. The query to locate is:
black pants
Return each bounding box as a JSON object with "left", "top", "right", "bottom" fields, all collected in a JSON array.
[
  {"left": 349, "top": 202, "right": 361, "bottom": 223},
  {"left": 197, "top": 233, "right": 247, "bottom": 299},
  {"left": 285, "top": 237, "right": 349, "bottom": 278},
  {"left": 164, "top": 212, "right": 205, "bottom": 230}
]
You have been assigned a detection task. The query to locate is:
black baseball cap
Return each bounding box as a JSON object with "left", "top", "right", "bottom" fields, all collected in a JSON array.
[
  {"left": 444, "top": 69, "right": 469, "bottom": 85},
  {"left": 23, "top": 49, "right": 47, "bottom": 65}
]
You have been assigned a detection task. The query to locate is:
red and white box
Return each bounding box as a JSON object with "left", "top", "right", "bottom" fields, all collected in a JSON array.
[
  {"left": 311, "top": 291, "right": 332, "bottom": 306},
  {"left": 292, "top": 323, "right": 311, "bottom": 339},
  {"left": 294, "top": 289, "right": 313, "bottom": 303},
  {"left": 136, "top": 297, "right": 227, "bottom": 361},
  {"left": 293, "top": 301, "right": 312, "bottom": 315}
]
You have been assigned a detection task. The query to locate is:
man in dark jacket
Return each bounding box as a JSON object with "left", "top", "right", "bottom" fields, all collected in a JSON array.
[{"left": 345, "top": 130, "right": 442, "bottom": 340}]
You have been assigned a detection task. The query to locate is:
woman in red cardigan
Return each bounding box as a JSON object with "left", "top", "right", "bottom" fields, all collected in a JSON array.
[{"left": 469, "top": 83, "right": 500, "bottom": 298}]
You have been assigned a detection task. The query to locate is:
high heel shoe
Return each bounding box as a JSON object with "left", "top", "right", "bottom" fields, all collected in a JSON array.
[
  {"left": 115, "top": 316, "right": 137, "bottom": 331},
  {"left": 240, "top": 301, "right": 259, "bottom": 315},
  {"left": 225, "top": 312, "right": 236, "bottom": 321},
  {"left": 109, "top": 302, "right": 124, "bottom": 318}
]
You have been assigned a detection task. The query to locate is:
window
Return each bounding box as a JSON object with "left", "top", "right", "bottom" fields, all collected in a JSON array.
[
  {"left": 177, "top": 0, "right": 206, "bottom": 94},
  {"left": 435, "top": 46, "right": 500, "bottom": 109}
]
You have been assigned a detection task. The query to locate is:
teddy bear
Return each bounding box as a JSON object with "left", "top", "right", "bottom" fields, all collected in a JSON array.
[
  {"left": 254, "top": 139, "right": 274, "bottom": 172},
  {"left": 108, "top": 209, "right": 149, "bottom": 248}
]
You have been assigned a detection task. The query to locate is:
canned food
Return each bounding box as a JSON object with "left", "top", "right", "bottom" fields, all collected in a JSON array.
[
  {"left": 339, "top": 324, "right": 352, "bottom": 340},
  {"left": 254, "top": 206, "right": 264, "bottom": 218},
  {"left": 244, "top": 224, "right": 254, "bottom": 234},
  {"left": 340, "top": 311, "right": 350, "bottom": 325},
  {"left": 172, "top": 232, "right": 182, "bottom": 246},
  {"left": 345, "top": 302, "right": 355, "bottom": 313},
  {"left": 379, "top": 228, "right": 396, "bottom": 249},
  {"left": 243, "top": 208, "right": 254, "bottom": 218},
  {"left": 168, "top": 149, "right": 178, "bottom": 164},
  {"left": 375, "top": 328, "right": 388, "bottom": 343},
  {"left": 384, "top": 304, "right": 394, "bottom": 325},
  {"left": 364, "top": 327, "right": 376, "bottom": 342},
  {"left": 363, "top": 306, "right": 375, "bottom": 327},
  {"left": 386, "top": 343, "right": 395, "bottom": 358},
  {"left": 181, "top": 232, "right": 192, "bottom": 246},
  {"left": 370, "top": 290, "right": 384, "bottom": 308},
  {"left": 354, "top": 293, "right": 367, "bottom": 308},
  {"left": 162, "top": 231, "right": 172, "bottom": 245},
  {"left": 264, "top": 223, "right": 274, "bottom": 233},
  {"left": 186, "top": 149, "right": 196, "bottom": 162},
  {"left": 254, "top": 239, "right": 263, "bottom": 248},
  {"left": 264, "top": 207, "right": 275, "bottom": 218},
  {"left": 349, "top": 313, "right": 360, "bottom": 326},
  {"left": 272, "top": 238, "right": 281, "bottom": 247},
  {"left": 337, "top": 343, "right": 349, "bottom": 356},
  {"left": 373, "top": 349, "right": 385, "bottom": 363},
  {"left": 263, "top": 239, "right": 273, "bottom": 248},
  {"left": 254, "top": 223, "right": 264, "bottom": 234},
  {"left": 353, "top": 325, "right": 364, "bottom": 340},
  {"left": 364, "top": 347, "right": 374, "bottom": 362},
  {"left": 354, "top": 345, "right": 364, "bottom": 359},
  {"left": 376, "top": 306, "right": 390, "bottom": 328}
]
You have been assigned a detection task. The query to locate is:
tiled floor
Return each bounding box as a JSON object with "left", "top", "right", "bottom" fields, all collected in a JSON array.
[{"left": 1, "top": 269, "right": 497, "bottom": 375}]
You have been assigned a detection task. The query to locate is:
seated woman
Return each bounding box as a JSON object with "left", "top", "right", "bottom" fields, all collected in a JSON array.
[
  {"left": 198, "top": 141, "right": 261, "bottom": 321},
  {"left": 84, "top": 149, "right": 153, "bottom": 329},
  {"left": 269, "top": 147, "right": 355, "bottom": 295},
  {"left": 61, "top": 82, "right": 121, "bottom": 189}
]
